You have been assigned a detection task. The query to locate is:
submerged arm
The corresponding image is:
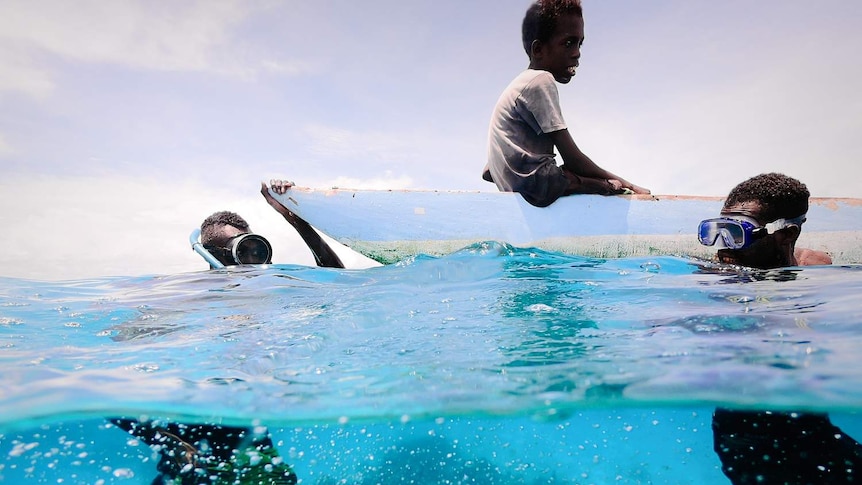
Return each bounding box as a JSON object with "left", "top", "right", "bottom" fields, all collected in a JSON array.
[{"left": 260, "top": 181, "right": 345, "bottom": 269}]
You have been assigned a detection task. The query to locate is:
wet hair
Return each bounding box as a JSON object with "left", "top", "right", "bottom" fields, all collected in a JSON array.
[
  {"left": 522, "top": 0, "right": 583, "bottom": 58},
  {"left": 200, "top": 211, "right": 250, "bottom": 246},
  {"left": 723, "top": 173, "right": 810, "bottom": 222}
]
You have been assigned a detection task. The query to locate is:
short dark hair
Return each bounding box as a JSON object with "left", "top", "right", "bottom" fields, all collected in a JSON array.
[
  {"left": 200, "top": 211, "right": 250, "bottom": 246},
  {"left": 723, "top": 173, "right": 810, "bottom": 222},
  {"left": 522, "top": 0, "right": 583, "bottom": 58}
]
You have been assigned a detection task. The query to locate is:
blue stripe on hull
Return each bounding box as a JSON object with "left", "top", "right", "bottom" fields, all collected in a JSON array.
[{"left": 272, "top": 188, "right": 862, "bottom": 264}]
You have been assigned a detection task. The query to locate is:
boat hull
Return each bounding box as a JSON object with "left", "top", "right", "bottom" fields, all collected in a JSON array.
[{"left": 271, "top": 188, "right": 862, "bottom": 264}]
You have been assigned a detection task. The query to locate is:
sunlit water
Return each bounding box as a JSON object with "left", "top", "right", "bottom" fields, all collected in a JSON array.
[{"left": 2, "top": 242, "right": 862, "bottom": 484}]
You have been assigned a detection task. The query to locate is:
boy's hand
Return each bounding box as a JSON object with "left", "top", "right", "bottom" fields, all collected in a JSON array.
[
  {"left": 617, "top": 179, "right": 651, "bottom": 195},
  {"left": 627, "top": 183, "right": 651, "bottom": 195},
  {"left": 269, "top": 179, "right": 295, "bottom": 195},
  {"left": 260, "top": 181, "right": 298, "bottom": 223}
]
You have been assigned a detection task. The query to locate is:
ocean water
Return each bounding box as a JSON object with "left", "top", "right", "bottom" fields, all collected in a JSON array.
[{"left": 2, "top": 242, "right": 862, "bottom": 484}]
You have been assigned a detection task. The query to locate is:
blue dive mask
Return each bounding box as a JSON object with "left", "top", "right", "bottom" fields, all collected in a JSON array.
[{"left": 698, "top": 214, "right": 806, "bottom": 250}]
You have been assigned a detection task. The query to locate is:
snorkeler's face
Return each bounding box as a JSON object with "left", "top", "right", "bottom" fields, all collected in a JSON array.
[
  {"left": 716, "top": 201, "right": 802, "bottom": 269},
  {"left": 529, "top": 13, "right": 583, "bottom": 84},
  {"left": 214, "top": 224, "right": 246, "bottom": 244}
]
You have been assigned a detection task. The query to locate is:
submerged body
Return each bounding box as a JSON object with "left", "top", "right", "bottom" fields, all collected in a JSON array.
[
  {"left": 2, "top": 250, "right": 862, "bottom": 484},
  {"left": 698, "top": 172, "right": 860, "bottom": 484}
]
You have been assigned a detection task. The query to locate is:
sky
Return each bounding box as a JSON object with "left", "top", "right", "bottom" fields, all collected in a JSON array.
[{"left": 1, "top": 0, "right": 861, "bottom": 280}]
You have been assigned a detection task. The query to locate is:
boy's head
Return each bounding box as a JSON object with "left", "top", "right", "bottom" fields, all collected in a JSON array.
[
  {"left": 201, "top": 211, "right": 252, "bottom": 266},
  {"left": 722, "top": 172, "right": 809, "bottom": 224},
  {"left": 522, "top": 0, "right": 583, "bottom": 58},
  {"left": 200, "top": 211, "right": 273, "bottom": 266},
  {"left": 522, "top": 0, "right": 584, "bottom": 84},
  {"left": 715, "top": 173, "right": 810, "bottom": 269},
  {"left": 201, "top": 211, "right": 251, "bottom": 248}
]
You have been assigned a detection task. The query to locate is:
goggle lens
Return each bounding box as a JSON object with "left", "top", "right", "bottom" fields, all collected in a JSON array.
[
  {"left": 233, "top": 235, "right": 272, "bottom": 265},
  {"left": 698, "top": 218, "right": 756, "bottom": 249},
  {"left": 204, "top": 233, "right": 273, "bottom": 266}
]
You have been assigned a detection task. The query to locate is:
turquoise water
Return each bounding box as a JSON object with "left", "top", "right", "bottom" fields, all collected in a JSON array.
[{"left": 2, "top": 242, "right": 862, "bottom": 483}]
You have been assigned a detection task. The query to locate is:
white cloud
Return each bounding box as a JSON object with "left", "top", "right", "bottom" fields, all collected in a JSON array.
[
  {"left": 0, "top": 46, "right": 55, "bottom": 98},
  {"left": 0, "top": 0, "right": 315, "bottom": 98},
  {"left": 0, "top": 133, "right": 13, "bottom": 156},
  {"left": 302, "top": 123, "right": 413, "bottom": 162},
  {"left": 260, "top": 59, "right": 319, "bottom": 77},
  {"left": 323, "top": 173, "right": 415, "bottom": 191},
  {"left": 0, "top": 0, "right": 244, "bottom": 71}
]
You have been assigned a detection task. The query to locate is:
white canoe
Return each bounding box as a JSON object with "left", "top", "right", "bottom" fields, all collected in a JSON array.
[{"left": 271, "top": 187, "right": 862, "bottom": 265}]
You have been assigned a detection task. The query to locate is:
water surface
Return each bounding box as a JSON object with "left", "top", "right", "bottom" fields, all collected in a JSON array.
[{"left": 2, "top": 243, "right": 861, "bottom": 483}]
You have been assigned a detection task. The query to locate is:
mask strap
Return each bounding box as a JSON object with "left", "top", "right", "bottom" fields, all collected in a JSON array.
[
  {"left": 764, "top": 213, "right": 807, "bottom": 233},
  {"left": 189, "top": 228, "right": 225, "bottom": 269}
]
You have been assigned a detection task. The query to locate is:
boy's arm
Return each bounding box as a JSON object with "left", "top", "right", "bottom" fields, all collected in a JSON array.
[
  {"left": 549, "top": 129, "right": 650, "bottom": 194},
  {"left": 260, "top": 181, "right": 345, "bottom": 269}
]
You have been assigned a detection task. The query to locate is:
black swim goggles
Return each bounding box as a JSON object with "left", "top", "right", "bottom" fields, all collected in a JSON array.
[
  {"left": 697, "top": 214, "right": 806, "bottom": 250},
  {"left": 204, "top": 233, "right": 273, "bottom": 265}
]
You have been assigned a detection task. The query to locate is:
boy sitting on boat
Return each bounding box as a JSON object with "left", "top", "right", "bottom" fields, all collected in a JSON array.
[{"left": 482, "top": 0, "right": 649, "bottom": 207}]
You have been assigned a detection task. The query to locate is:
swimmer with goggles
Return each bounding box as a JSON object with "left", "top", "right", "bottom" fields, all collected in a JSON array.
[{"left": 697, "top": 213, "right": 807, "bottom": 250}]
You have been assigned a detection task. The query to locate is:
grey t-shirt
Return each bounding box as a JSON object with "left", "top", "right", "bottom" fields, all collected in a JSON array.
[{"left": 483, "top": 69, "right": 569, "bottom": 207}]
